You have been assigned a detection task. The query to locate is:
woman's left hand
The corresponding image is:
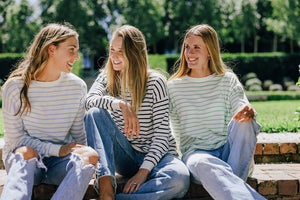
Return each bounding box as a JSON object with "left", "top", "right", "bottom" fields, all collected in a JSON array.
[
  {"left": 233, "top": 104, "right": 255, "bottom": 123},
  {"left": 122, "top": 168, "right": 149, "bottom": 194}
]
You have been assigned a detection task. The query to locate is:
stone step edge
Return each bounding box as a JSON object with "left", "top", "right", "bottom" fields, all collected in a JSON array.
[
  {"left": 1, "top": 142, "right": 300, "bottom": 169},
  {"left": 1, "top": 171, "right": 299, "bottom": 199}
]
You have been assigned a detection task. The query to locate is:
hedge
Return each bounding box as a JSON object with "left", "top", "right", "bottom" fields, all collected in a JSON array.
[
  {"left": 166, "top": 52, "right": 300, "bottom": 84},
  {"left": 0, "top": 53, "right": 24, "bottom": 82}
]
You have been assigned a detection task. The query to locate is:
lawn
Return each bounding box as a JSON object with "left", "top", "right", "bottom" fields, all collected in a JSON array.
[
  {"left": 251, "top": 100, "right": 300, "bottom": 133},
  {"left": 0, "top": 100, "right": 299, "bottom": 137}
]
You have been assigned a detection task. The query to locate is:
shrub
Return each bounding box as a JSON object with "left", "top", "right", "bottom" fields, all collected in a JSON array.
[
  {"left": 248, "top": 85, "right": 263, "bottom": 91},
  {"left": 263, "top": 80, "right": 273, "bottom": 90},
  {"left": 287, "top": 85, "right": 300, "bottom": 91},
  {"left": 242, "top": 72, "right": 257, "bottom": 84},
  {"left": 269, "top": 84, "right": 283, "bottom": 91}
]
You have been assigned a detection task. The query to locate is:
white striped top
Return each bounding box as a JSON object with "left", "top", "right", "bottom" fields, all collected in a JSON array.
[
  {"left": 85, "top": 71, "right": 177, "bottom": 171},
  {"left": 2, "top": 72, "right": 87, "bottom": 161},
  {"left": 168, "top": 72, "right": 249, "bottom": 157}
]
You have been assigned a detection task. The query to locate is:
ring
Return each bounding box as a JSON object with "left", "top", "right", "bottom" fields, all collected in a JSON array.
[{"left": 132, "top": 182, "right": 137, "bottom": 185}]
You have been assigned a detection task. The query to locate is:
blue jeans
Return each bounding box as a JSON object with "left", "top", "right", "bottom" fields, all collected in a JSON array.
[
  {"left": 1, "top": 152, "right": 95, "bottom": 200},
  {"left": 182, "top": 119, "right": 266, "bottom": 200},
  {"left": 85, "top": 107, "right": 190, "bottom": 200}
]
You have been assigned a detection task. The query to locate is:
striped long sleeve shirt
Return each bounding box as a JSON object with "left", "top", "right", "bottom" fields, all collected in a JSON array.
[
  {"left": 168, "top": 72, "right": 249, "bottom": 157},
  {"left": 2, "top": 72, "right": 87, "bottom": 162},
  {"left": 85, "top": 71, "right": 177, "bottom": 171}
]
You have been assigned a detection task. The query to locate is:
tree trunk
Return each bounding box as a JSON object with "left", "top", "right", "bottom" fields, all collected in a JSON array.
[
  {"left": 290, "top": 38, "right": 294, "bottom": 53},
  {"left": 241, "top": 35, "right": 245, "bottom": 53},
  {"left": 254, "top": 33, "right": 258, "bottom": 53},
  {"left": 273, "top": 35, "right": 277, "bottom": 52}
]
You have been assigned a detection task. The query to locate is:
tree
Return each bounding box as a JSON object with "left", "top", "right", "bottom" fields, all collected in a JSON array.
[
  {"left": 111, "top": 0, "right": 165, "bottom": 53},
  {"left": 164, "top": 0, "right": 223, "bottom": 53},
  {"left": 40, "top": 0, "right": 109, "bottom": 67},
  {"left": 264, "top": 0, "right": 300, "bottom": 53},
  {"left": 231, "top": 0, "right": 260, "bottom": 52},
  {"left": 0, "top": 0, "right": 39, "bottom": 53}
]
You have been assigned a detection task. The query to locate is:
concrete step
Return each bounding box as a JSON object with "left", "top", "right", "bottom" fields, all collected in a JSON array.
[{"left": 1, "top": 164, "right": 300, "bottom": 199}]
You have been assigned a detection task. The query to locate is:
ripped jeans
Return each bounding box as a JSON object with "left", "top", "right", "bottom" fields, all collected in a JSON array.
[{"left": 1, "top": 151, "right": 95, "bottom": 200}]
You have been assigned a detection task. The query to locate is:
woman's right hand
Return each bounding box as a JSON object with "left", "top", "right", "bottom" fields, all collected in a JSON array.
[
  {"left": 119, "top": 101, "right": 140, "bottom": 138},
  {"left": 59, "top": 142, "right": 83, "bottom": 157}
]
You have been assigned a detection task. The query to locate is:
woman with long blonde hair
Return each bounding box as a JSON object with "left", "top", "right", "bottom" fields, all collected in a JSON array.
[
  {"left": 1, "top": 23, "right": 98, "bottom": 200},
  {"left": 85, "top": 25, "right": 189, "bottom": 200},
  {"left": 168, "top": 24, "right": 266, "bottom": 200}
]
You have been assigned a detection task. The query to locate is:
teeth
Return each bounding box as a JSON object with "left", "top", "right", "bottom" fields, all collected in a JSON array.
[
  {"left": 113, "top": 61, "right": 121, "bottom": 64},
  {"left": 68, "top": 62, "right": 73, "bottom": 66},
  {"left": 189, "top": 58, "right": 196, "bottom": 61}
]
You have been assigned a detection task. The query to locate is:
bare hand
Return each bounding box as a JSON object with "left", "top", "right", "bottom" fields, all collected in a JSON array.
[
  {"left": 233, "top": 104, "right": 255, "bottom": 123},
  {"left": 123, "top": 168, "right": 149, "bottom": 194},
  {"left": 59, "top": 142, "right": 83, "bottom": 157},
  {"left": 119, "top": 101, "right": 140, "bottom": 138}
]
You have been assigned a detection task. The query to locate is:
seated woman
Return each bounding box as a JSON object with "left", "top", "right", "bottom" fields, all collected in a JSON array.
[
  {"left": 167, "top": 24, "right": 266, "bottom": 200},
  {"left": 84, "top": 25, "right": 190, "bottom": 200},
  {"left": 1, "top": 23, "right": 98, "bottom": 200}
]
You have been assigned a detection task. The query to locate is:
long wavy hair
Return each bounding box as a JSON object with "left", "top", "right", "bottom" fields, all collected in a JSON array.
[
  {"left": 169, "top": 24, "right": 230, "bottom": 81},
  {"left": 3, "top": 23, "right": 78, "bottom": 116},
  {"left": 103, "top": 25, "right": 149, "bottom": 113}
]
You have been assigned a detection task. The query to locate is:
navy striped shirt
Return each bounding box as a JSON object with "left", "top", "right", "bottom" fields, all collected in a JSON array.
[{"left": 85, "top": 71, "right": 177, "bottom": 171}]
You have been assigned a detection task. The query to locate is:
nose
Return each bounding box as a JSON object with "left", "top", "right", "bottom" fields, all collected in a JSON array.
[
  {"left": 111, "top": 52, "right": 118, "bottom": 59},
  {"left": 74, "top": 51, "right": 79, "bottom": 61},
  {"left": 187, "top": 48, "right": 194, "bottom": 54}
]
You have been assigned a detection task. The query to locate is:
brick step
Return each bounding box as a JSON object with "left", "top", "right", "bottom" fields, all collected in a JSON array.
[
  {"left": 1, "top": 133, "right": 300, "bottom": 169},
  {"left": 1, "top": 142, "right": 300, "bottom": 169},
  {"left": 1, "top": 163, "right": 300, "bottom": 200}
]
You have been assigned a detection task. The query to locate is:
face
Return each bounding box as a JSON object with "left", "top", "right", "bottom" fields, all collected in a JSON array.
[
  {"left": 109, "top": 35, "right": 126, "bottom": 72},
  {"left": 51, "top": 36, "right": 80, "bottom": 73},
  {"left": 184, "top": 35, "right": 210, "bottom": 73}
]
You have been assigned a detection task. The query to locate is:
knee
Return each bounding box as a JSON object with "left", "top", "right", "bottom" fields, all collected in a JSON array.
[
  {"left": 75, "top": 146, "right": 99, "bottom": 166},
  {"left": 86, "top": 107, "right": 107, "bottom": 119},
  {"left": 14, "top": 146, "right": 38, "bottom": 160},
  {"left": 169, "top": 166, "right": 190, "bottom": 197}
]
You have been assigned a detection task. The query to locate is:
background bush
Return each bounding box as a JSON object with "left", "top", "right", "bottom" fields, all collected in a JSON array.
[
  {"left": 166, "top": 53, "right": 300, "bottom": 85},
  {"left": 0, "top": 53, "right": 24, "bottom": 82}
]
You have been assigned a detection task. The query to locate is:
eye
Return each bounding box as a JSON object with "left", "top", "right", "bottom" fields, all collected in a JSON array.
[
  {"left": 185, "top": 45, "right": 189, "bottom": 49},
  {"left": 195, "top": 46, "right": 200, "bottom": 49}
]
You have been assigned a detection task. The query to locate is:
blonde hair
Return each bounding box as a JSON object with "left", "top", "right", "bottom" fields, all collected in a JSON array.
[
  {"left": 103, "top": 25, "right": 149, "bottom": 113},
  {"left": 3, "top": 23, "right": 78, "bottom": 116},
  {"left": 169, "top": 24, "right": 230, "bottom": 81}
]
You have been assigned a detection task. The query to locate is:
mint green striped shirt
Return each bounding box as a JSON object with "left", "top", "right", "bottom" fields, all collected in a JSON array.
[{"left": 168, "top": 72, "right": 249, "bottom": 156}]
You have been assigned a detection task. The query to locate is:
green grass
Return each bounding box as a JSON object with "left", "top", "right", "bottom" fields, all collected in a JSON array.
[
  {"left": 251, "top": 100, "right": 300, "bottom": 133},
  {"left": 0, "top": 100, "right": 299, "bottom": 138},
  {"left": 0, "top": 109, "right": 3, "bottom": 137}
]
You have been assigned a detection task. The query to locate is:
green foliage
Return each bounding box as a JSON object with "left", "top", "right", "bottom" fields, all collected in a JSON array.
[
  {"left": 0, "top": 108, "right": 3, "bottom": 137},
  {"left": 1, "top": 0, "right": 39, "bottom": 53},
  {"left": 251, "top": 100, "right": 300, "bottom": 133},
  {"left": 264, "top": 0, "right": 300, "bottom": 52},
  {"left": 40, "top": 0, "right": 109, "bottom": 57},
  {"left": 166, "top": 52, "right": 300, "bottom": 84},
  {"left": 148, "top": 54, "right": 169, "bottom": 77},
  {"left": 246, "top": 91, "right": 300, "bottom": 101},
  {"left": 71, "top": 52, "right": 84, "bottom": 78},
  {"left": 0, "top": 53, "right": 24, "bottom": 81}
]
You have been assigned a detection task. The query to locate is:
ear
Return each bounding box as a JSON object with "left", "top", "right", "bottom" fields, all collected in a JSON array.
[{"left": 48, "top": 44, "right": 56, "bottom": 57}]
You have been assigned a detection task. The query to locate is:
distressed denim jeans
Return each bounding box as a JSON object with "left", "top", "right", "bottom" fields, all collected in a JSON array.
[
  {"left": 85, "top": 107, "right": 190, "bottom": 200},
  {"left": 182, "top": 119, "right": 267, "bottom": 200},
  {"left": 1, "top": 152, "right": 95, "bottom": 200}
]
